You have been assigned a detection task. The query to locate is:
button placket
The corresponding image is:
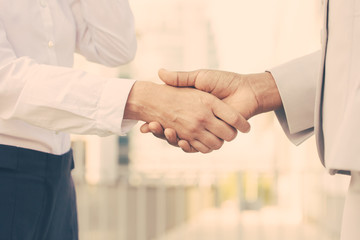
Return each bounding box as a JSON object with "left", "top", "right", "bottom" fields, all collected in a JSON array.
[{"left": 38, "top": 0, "right": 58, "bottom": 65}]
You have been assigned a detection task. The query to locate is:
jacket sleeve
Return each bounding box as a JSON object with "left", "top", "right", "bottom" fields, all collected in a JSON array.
[
  {"left": 69, "top": 0, "right": 137, "bottom": 67},
  {"left": 269, "top": 51, "right": 321, "bottom": 145}
]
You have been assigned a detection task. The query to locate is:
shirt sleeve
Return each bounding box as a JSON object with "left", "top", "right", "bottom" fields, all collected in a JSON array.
[
  {"left": 69, "top": 0, "right": 137, "bottom": 67},
  {"left": 268, "top": 51, "right": 321, "bottom": 145},
  {"left": 0, "top": 19, "right": 137, "bottom": 137}
]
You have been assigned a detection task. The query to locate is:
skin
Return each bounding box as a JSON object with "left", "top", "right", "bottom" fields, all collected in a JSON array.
[
  {"left": 124, "top": 81, "right": 251, "bottom": 153},
  {"left": 140, "top": 69, "right": 283, "bottom": 153}
]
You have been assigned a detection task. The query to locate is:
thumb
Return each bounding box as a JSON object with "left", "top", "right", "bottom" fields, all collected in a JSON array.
[{"left": 158, "top": 69, "right": 197, "bottom": 87}]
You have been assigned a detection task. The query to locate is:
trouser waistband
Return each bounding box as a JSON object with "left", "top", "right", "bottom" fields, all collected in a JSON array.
[{"left": 0, "top": 144, "right": 74, "bottom": 177}]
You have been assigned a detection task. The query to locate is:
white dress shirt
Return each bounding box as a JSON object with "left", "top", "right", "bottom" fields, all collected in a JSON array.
[{"left": 0, "top": 0, "right": 137, "bottom": 155}]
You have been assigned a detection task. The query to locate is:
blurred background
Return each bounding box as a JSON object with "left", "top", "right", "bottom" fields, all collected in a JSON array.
[{"left": 70, "top": 0, "right": 350, "bottom": 239}]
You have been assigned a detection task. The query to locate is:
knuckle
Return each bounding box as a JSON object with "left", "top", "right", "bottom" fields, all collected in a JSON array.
[
  {"left": 229, "top": 113, "right": 241, "bottom": 126},
  {"left": 201, "top": 95, "right": 215, "bottom": 107},
  {"left": 197, "top": 115, "right": 208, "bottom": 124},
  {"left": 190, "top": 119, "right": 206, "bottom": 132},
  {"left": 188, "top": 125, "right": 200, "bottom": 134}
]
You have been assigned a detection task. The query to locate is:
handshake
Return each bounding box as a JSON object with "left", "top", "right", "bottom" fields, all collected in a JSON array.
[{"left": 124, "top": 69, "right": 282, "bottom": 153}]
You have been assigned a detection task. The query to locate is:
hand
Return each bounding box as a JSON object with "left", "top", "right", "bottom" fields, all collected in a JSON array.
[
  {"left": 140, "top": 121, "right": 200, "bottom": 152},
  {"left": 141, "top": 69, "right": 282, "bottom": 152},
  {"left": 125, "top": 81, "right": 250, "bottom": 153},
  {"left": 158, "top": 69, "right": 282, "bottom": 118}
]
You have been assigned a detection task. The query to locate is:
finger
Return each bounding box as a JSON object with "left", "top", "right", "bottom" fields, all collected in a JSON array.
[
  {"left": 158, "top": 69, "right": 198, "bottom": 87},
  {"left": 148, "top": 122, "right": 166, "bottom": 139},
  {"left": 205, "top": 117, "right": 238, "bottom": 142},
  {"left": 178, "top": 140, "right": 198, "bottom": 153},
  {"left": 164, "top": 128, "right": 179, "bottom": 146},
  {"left": 140, "top": 123, "right": 151, "bottom": 133},
  {"left": 194, "top": 130, "right": 225, "bottom": 151},
  {"left": 212, "top": 100, "right": 251, "bottom": 133},
  {"left": 189, "top": 140, "right": 212, "bottom": 154}
]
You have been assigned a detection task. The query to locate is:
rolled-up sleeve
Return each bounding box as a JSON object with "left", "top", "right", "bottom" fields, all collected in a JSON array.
[
  {"left": 0, "top": 20, "right": 137, "bottom": 137},
  {"left": 269, "top": 51, "right": 321, "bottom": 145}
]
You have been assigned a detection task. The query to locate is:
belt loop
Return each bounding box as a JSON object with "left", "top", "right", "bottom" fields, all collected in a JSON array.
[
  {"left": 45, "top": 149, "right": 49, "bottom": 179},
  {"left": 15, "top": 146, "right": 19, "bottom": 171}
]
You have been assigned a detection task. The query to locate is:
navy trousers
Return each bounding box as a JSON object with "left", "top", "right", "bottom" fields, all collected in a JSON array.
[{"left": 0, "top": 145, "right": 78, "bottom": 240}]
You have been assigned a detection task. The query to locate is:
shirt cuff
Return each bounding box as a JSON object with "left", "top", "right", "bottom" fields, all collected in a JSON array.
[
  {"left": 275, "top": 107, "right": 314, "bottom": 145},
  {"left": 97, "top": 78, "right": 137, "bottom": 136},
  {"left": 270, "top": 52, "right": 320, "bottom": 133},
  {"left": 268, "top": 51, "right": 321, "bottom": 144}
]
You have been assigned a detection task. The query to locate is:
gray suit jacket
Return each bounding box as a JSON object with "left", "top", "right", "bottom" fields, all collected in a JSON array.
[{"left": 270, "top": 0, "right": 359, "bottom": 175}]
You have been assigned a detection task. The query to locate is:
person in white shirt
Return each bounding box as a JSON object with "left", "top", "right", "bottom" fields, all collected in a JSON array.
[
  {"left": 143, "top": 0, "right": 360, "bottom": 239},
  {"left": 0, "top": 1, "right": 250, "bottom": 239}
]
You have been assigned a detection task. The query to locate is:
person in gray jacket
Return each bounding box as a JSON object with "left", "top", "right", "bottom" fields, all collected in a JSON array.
[{"left": 143, "top": 0, "right": 360, "bottom": 239}]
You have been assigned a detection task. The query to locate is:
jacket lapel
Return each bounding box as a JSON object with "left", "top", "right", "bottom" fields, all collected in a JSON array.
[{"left": 314, "top": 0, "right": 329, "bottom": 166}]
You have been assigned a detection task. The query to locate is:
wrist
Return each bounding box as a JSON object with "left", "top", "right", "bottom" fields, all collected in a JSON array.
[
  {"left": 247, "top": 72, "right": 282, "bottom": 115},
  {"left": 124, "top": 81, "right": 160, "bottom": 121}
]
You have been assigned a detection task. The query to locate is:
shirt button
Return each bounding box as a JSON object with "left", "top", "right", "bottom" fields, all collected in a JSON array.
[
  {"left": 40, "top": 0, "right": 47, "bottom": 7},
  {"left": 48, "top": 41, "right": 54, "bottom": 48}
]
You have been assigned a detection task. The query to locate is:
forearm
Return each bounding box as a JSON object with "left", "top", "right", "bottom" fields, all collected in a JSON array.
[{"left": 0, "top": 57, "right": 135, "bottom": 136}]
